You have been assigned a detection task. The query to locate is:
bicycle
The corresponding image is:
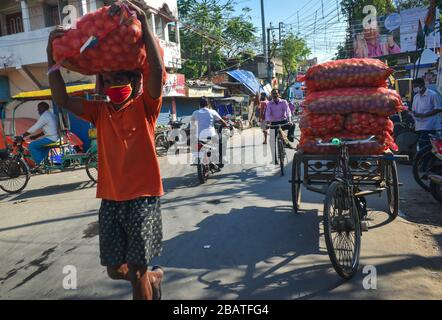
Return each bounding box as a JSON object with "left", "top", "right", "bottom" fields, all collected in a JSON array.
[
  {"left": 0, "top": 141, "right": 30, "bottom": 194},
  {"left": 268, "top": 123, "right": 292, "bottom": 176},
  {"left": 318, "top": 136, "right": 377, "bottom": 279}
]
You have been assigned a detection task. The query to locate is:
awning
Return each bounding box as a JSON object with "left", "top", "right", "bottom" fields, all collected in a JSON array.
[
  {"left": 227, "top": 70, "right": 263, "bottom": 95},
  {"left": 12, "top": 83, "right": 96, "bottom": 100}
]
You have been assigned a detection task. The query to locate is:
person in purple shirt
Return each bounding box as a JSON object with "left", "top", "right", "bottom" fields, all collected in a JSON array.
[{"left": 265, "top": 89, "right": 296, "bottom": 164}]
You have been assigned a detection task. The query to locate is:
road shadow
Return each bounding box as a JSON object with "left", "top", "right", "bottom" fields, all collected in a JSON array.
[
  {"left": 0, "top": 209, "right": 98, "bottom": 233},
  {"left": 3, "top": 181, "right": 96, "bottom": 202},
  {"left": 151, "top": 205, "right": 338, "bottom": 299},
  {"left": 162, "top": 172, "right": 200, "bottom": 191}
]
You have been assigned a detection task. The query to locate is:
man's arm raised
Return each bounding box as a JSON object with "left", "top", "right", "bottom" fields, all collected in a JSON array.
[
  {"left": 47, "top": 27, "right": 85, "bottom": 117},
  {"left": 125, "top": 1, "right": 164, "bottom": 100}
]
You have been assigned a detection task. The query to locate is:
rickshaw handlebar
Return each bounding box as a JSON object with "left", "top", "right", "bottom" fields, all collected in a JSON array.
[{"left": 316, "top": 136, "right": 376, "bottom": 147}]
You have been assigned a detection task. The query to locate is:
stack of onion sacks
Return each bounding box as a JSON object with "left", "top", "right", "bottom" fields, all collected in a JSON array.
[{"left": 298, "top": 58, "right": 402, "bottom": 155}]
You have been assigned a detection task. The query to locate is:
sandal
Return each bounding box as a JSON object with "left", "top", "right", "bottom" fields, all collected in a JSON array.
[{"left": 151, "top": 266, "right": 163, "bottom": 300}]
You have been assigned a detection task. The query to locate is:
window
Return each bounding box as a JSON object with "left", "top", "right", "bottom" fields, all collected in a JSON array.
[
  {"left": 167, "top": 22, "right": 177, "bottom": 43},
  {"left": 45, "top": 5, "right": 60, "bottom": 27},
  {"left": 155, "top": 15, "right": 165, "bottom": 40},
  {"left": 6, "top": 12, "right": 24, "bottom": 35}
]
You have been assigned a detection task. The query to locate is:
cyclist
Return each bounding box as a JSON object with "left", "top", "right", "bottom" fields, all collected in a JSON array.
[
  {"left": 20, "top": 102, "right": 59, "bottom": 170},
  {"left": 191, "top": 97, "right": 229, "bottom": 170},
  {"left": 265, "top": 89, "right": 296, "bottom": 164}
]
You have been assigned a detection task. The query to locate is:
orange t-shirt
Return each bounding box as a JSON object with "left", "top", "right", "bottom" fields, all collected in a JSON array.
[
  {"left": 80, "top": 90, "right": 164, "bottom": 201},
  {"left": 0, "top": 121, "right": 6, "bottom": 150}
]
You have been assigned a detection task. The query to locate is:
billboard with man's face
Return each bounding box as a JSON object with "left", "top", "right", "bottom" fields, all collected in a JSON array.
[{"left": 353, "top": 6, "right": 440, "bottom": 58}]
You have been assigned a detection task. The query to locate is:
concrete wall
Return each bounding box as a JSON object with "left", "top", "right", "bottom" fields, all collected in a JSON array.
[{"left": 28, "top": 0, "right": 45, "bottom": 31}]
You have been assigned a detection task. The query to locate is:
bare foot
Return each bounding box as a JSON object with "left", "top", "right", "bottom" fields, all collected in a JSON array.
[{"left": 150, "top": 266, "right": 164, "bottom": 300}]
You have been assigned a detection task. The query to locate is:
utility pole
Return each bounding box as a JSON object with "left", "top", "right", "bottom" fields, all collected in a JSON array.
[
  {"left": 267, "top": 23, "right": 280, "bottom": 86},
  {"left": 260, "top": 0, "right": 268, "bottom": 83}
]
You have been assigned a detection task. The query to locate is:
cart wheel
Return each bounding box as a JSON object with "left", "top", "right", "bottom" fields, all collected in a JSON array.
[
  {"left": 386, "top": 161, "right": 399, "bottom": 220},
  {"left": 291, "top": 157, "right": 302, "bottom": 213}
]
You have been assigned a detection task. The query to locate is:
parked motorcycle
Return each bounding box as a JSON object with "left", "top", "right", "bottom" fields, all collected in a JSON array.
[
  {"left": 428, "top": 134, "right": 442, "bottom": 204},
  {"left": 413, "top": 132, "right": 442, "bottom": 192},
  {"left": 391, "top": 110, "right": 419, "bottom": 161},
  {"left": 155, "top": 118, "right": 190, "bottom": 155}
]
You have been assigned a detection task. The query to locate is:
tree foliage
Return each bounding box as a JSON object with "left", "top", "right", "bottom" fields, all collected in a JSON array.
[
  {"left": 178, "top": 0, "right": 257, "bottom": 79},
  {"left": 281, "top": 33, "right": 311, "bottom": 88}
]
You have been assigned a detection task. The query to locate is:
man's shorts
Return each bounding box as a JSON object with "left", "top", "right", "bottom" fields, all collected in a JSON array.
[{"left": 98, "top": 196, "right": 163, "bottom": 267}]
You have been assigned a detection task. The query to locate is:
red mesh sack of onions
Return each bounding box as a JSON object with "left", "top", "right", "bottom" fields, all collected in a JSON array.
[
  {"left": 304, "top": 87, "right": 404, "bottom": 116},
  {"left": 52, "top": 5, "right": 147, "bottom": 75},
  {"left": 298, "top": 132, "right": 398, "bottom": 155},
  {"left": 299, "top": 113, "right": 344, "bottom": 136},
  {"left": 305, "top": 58, "right": 393, "bottom": 92},
  {"left": 345, "top": 113, "right": 394, "bottom": 135}
]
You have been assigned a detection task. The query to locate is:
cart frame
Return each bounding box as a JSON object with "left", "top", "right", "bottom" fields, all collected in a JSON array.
[{"left": 291, "top": 151, "right": 409, "bottom": 217}]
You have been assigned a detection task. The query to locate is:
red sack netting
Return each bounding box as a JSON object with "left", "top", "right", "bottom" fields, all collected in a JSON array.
[
  {"left": 305, "top": 58, "right": 393, "bottom": 92},
  {"left": 52, "top": 5, "right": 146, "bottom": 75},
  {"left": 299, "top": 113, "right": 344, "bottom": 136},
  {"left": 298, "top": 132, "right": 398, "bottom": 155},
  {"left": 345, "top": 113, "right": 394, "bottom": 135},
  {"left": 303, "top": 87, "right": 404, "bottom": 116}
]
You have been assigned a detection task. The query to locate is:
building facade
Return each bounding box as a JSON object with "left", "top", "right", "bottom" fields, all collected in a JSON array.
[{"left": 0, "top": 0, "right": 182, "bottom": 135}]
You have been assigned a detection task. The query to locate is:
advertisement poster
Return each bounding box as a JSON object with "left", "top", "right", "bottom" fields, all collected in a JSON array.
[
  {"left": 400, "top": 7, "right": 440, "bottom": 53},
  {"left": 163, "top": 73, "right": 186, "bottom": 97},
  {"left": 353, "top": 6, "right": 440, "bottom": 58}
]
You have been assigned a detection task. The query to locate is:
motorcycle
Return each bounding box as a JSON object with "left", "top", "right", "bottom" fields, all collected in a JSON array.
[
  {"left": 193, "top": 123, "right": 230, "bottom": 184},
  {"left": 391, "top": 109, "right": 419, "bottom": 161},
  {"left": 428, "top": 134, "right": 442, "bottom": 204}
]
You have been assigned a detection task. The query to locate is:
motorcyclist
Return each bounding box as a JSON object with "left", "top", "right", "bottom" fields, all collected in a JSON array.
[{"left": 191, "top": 97, "right": 229, "bottom": 170}]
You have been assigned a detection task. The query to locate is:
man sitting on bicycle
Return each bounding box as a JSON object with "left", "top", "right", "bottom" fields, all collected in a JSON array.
[
  {"left": 191, "top": 97, "right": 229, "bottom": 169},
  {"left": 20, "top": 102, "right": 59, "bottom": 169},
  {"left": 265, "top": 89, "right": 296, "bottom": 164}
]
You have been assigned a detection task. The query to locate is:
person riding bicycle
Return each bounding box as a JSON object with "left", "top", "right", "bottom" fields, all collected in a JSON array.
[
  {"left": 19, "top": 102, "right": 59, "bottom": 170},
  {"left": 265, "top": 89, "right": 296, "bottom": 164},
  {"left": 191, "top": 97, "right": 229, "bottom": 170}
]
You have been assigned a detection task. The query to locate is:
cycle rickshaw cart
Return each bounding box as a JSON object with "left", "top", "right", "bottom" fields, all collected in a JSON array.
[
  {"left": 290, "top": 138, "right": 408, "bottom": 279},
  {"left": 0, "top": 84, "right": 98, "bottom": 194}
]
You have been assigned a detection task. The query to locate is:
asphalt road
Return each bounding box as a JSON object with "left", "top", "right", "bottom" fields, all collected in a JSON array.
[{"left": 0, "top": 128, "right": 441, "bottom": 300}]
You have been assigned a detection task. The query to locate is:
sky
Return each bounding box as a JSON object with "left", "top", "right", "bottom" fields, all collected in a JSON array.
[{"left": 235, "top": 0, "right": 348, "bottom": 62}]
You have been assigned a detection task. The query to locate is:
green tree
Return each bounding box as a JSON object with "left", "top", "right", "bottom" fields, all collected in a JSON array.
[
  {"left": 178, "top": 0, "right": 257, "bottom": 79},
  {"left": 394, "top": 0, "right": 429, "bottom": 9},
  {"left": 280, "top": 33, "right": 311, "bottom": 93}
]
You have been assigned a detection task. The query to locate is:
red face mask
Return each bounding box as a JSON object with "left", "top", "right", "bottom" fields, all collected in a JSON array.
[{"left": 105, "top": 84, "right": 133, "bottom": 105}]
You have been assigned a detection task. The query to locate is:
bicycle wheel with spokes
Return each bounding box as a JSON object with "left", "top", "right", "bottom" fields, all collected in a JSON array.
[
  {"left": 278, "top": 138, "right": 285, "bottom": 176},
  {"left": 155, "top": 133, "right": 169, "bottom": 155},
  {"left": 0, "top": 158, "right": 30, "bottom": 194},
  {"left": 323, "top": 181, "right": 361, "bottom": 280},
  {"left": 291, "top": 157, "right": 302, "bottom": 213},
  {"left": 385, "top": 161, "right": 399, "bottom": 219},
  {"left": 85, "top": 153, "right": 98, "bottom": 183}
]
